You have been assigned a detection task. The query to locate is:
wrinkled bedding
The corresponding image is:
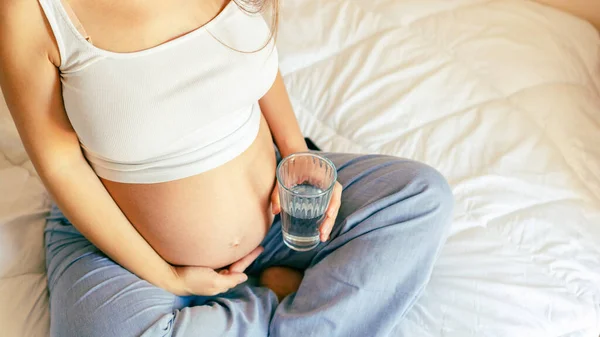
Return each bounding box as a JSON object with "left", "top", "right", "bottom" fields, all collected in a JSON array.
[{"left": 1, "top": 0, "right": 599, "bottom": 336}]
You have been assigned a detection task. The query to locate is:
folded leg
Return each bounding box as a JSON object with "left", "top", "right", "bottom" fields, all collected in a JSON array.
[
  {"left": 45, "top": 208, "right": 278, "bottom": 337},
  {"left": 249, "top": 153, "right": 453, "bottom": 337}
]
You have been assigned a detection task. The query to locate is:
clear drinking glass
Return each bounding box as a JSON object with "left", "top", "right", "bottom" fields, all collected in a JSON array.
[{"left": 276, "top": 152, "right": 337, "bottom": 251}]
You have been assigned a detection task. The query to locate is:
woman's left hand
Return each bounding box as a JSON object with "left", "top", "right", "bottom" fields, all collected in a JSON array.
[{"left": 271, "top": 181, "right": 343, "bottom": 242}]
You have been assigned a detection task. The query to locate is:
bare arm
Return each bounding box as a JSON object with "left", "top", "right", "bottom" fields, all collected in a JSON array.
[
  {"left": 259, "top": 71, "right": 308, "bottom": 158},
  {"left": 0, "top": 0, "right": 187, "bottom": 294},
  {"left": 260, "top": 71, "right": 343, "bottom": 242},
  {"left": 533, "top": 0, "right": 600, "bottom": 31}
]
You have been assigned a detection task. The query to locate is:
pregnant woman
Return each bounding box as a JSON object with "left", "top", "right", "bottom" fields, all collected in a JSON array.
[{"left": 0, "top": 0, "right": 453, "bottom": 336}]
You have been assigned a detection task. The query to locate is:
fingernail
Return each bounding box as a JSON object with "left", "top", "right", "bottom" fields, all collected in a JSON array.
[{"left": 240, "top": 274, "right": 248, "bottom": 282}]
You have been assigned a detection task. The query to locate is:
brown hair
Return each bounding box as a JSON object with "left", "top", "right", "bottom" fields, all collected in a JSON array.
[{"left": 227, "top": 0, "right": 279, "bottom": 52}]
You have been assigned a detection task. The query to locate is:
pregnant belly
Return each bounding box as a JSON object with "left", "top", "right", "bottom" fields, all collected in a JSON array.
[{"left": 102, "top": 116, "right": 277, "bottom": 269}]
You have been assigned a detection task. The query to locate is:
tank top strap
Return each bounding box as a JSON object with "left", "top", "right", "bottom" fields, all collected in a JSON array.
[
  {"left": 38, "top": 0, "right": 103, "bottom": 72},
  {"left": 59, "top": 0, "right": 92, "bottom": 43}
]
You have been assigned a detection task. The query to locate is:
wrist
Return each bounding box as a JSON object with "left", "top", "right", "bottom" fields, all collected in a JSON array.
[
  {"left": 164, "top": 265, "right": 190, "bottom": 296},
  {"left": 278, "top": 141, "right": 309, "bottom": 158}
]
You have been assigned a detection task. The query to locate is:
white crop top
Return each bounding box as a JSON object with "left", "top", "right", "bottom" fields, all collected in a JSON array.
[{"left": 38, "top": 0, "right": 279, "bottom": 183}]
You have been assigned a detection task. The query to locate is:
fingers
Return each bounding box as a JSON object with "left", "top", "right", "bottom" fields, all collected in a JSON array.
[
  {"left": 319, "top": 214, "right": 336, "bottom": 242},
  {"left": 212, "top": 270, "right": 248, "bottom": 294},
  {"left": 271, "top": 186, "right": 281, "bottom": 215},
  {"left": 175, "top": 266, "right": 248, "bottom": 296},
  {"left": 211, "top": 245, "right": 263, "bottom": 293},
  {"left": 228, "top": 246, "right": 264, "bottom": 273},
  {"left": 320, "top": 182, "right": 343, "bottom": 242}
]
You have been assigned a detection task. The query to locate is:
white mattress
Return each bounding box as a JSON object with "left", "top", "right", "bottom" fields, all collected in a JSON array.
[{"left": 1, "top": 0, "right": 600, "bottom": 336}]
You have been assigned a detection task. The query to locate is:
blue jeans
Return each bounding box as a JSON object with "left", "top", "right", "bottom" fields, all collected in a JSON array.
[{"left": 45, "top": 153, "right": 453, "bottom": 337}]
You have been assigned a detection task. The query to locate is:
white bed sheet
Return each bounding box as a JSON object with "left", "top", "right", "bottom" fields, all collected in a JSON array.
[{"left": 1, "top": 0, "right": 599, "bottom": 336}]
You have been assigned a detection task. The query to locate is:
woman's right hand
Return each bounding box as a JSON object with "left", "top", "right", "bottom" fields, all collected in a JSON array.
[{"left": 172, "top": 246, "right": 264, "bottom": 296}]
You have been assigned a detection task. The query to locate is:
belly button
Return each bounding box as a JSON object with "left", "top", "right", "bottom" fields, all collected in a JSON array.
[{"left": 230, "top": 238, "right": 242, "bottom": 248}]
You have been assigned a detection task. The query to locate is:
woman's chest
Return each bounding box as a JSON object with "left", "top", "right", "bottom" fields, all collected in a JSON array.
[
  {"left": 60, "top": 24, "right": 278, "bottom": 164},
  {"left": 65, "top": 0, "right": 230, "bottom": 53}
]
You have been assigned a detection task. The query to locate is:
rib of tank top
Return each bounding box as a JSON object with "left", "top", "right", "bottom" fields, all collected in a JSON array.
[{"left": 37, "top": 0, "right": 279, "bottom": 183}]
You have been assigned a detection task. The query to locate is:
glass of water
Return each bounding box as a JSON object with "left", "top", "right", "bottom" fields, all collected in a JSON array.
[{"left": 276, "top": 152, "right": 337, "bottom": 251}]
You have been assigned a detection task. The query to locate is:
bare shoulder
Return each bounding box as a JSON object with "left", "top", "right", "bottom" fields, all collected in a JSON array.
[
  {"left": 0, "top": 0, "right": 76, "bottom": 168},
  {"left": 0, "top": 0, "right": 61, "bottom": 67},
  {"left": 533, "top": 0, "right": 600, "bottom": 31}
]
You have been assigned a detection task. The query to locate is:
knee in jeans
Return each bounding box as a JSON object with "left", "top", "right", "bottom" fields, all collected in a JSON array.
[
  {"left": 49, "top": 281, "right": 176, "bottom": 337},
  {"left": 381, "top": 160, "right": 454, "bottom": 233},
  {"left": 409, "top": 163, "right": 454, "bottom": 231},
  {"left": 52, "top": 308, "right": 175, "bottom": 337},
  {"left": 419, "top": 164, "right": 453, "bottom": 209}
]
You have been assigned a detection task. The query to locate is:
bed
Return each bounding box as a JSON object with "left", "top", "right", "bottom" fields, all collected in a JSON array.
[{"left": 1, "top": 0, "right": 599, "bottom": 336}]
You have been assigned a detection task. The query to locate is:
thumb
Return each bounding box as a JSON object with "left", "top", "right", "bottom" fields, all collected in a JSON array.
[{"left": 271, "top": 186, "right": 281, "bottom": 215}]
